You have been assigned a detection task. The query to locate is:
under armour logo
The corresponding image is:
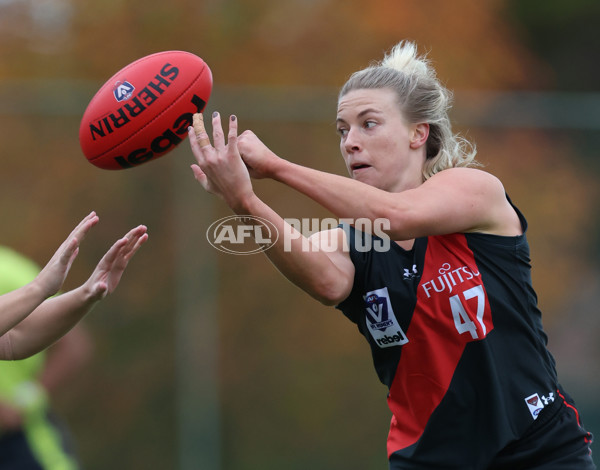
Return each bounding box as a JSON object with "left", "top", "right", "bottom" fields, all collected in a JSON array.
[
  {"left": 403, "top": 264, "right": 418, "bottom": 280},
  {"left": 541, "top": 393, "right": 555, "bottom": 405}
]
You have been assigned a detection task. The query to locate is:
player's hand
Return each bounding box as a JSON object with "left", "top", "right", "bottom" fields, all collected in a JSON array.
[
  {"left": 237, "top": 130, "right": 280, "bottom": 179},
  {"left": 188, "top": 112, "right": 254, "bottom": 211},
  {"left": 82, "top": 225, "right": 148, "bottom": 302},
  {"left": 34, "top": 212, "right": 99, "bottom": 298}
]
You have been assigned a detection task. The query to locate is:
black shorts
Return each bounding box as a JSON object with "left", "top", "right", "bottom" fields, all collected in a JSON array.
[
  {"left": 388, "top": 388, "right": 595, "bottom": 470},
  {"left": 489, "top": 389, "right": 595, "bottom": 470}
]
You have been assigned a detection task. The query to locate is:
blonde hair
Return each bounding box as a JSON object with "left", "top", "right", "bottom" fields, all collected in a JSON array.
[{"left": 338, "top": 41, "right": 478, "bottom": 180}]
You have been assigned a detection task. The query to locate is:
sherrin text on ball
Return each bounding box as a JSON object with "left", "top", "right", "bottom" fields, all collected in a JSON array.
[{"left": 79, "top": 51, "right": 212, "bottom": 170}]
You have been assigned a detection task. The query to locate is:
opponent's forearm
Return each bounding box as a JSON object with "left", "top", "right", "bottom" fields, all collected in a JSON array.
[
  {"left": 7, "top": 286, "right": 99, "bottom": 359},
  {"left": 0, "top": 281, "right": 49, "bottom": 338}
]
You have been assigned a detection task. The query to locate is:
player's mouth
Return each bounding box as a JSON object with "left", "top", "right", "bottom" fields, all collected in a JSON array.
[{"left": 351, "top": 163, "right": 372, "bottom": 175}]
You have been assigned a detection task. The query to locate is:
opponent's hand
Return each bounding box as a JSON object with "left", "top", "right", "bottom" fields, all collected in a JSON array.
[
  {"left": 35, "top": 212, "right": 99, "bottom": 298},
  {"left": 82, "top": 225, "right": 148, "bottom": 302},
  {"left": 188, "top": 112, "right": 254, "bottom": 211}
]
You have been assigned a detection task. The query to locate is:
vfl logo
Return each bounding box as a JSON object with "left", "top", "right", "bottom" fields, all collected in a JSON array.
[
  {"left": 113, "top": 80, "right": 135, "bottom": 102},
  {"left": 364, "top": 287, "right": 408, "bottom": 348}
]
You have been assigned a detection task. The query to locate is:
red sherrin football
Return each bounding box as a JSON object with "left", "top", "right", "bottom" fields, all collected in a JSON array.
[{"left": 79, "top": 51, "right": 212, "bottom": 170}]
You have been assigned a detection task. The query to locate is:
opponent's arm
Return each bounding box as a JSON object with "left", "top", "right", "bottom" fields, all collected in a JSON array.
[
  {"left": 2, "top": 224, "right": 147, "bottom": 360},
  {"left": 0, "top": 212, "right": 99, "bottom": 339}
]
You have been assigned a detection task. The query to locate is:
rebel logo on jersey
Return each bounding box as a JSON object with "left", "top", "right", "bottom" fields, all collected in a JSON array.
[{"left": 363, "top": 287, "right": 409, "bottom": 348}]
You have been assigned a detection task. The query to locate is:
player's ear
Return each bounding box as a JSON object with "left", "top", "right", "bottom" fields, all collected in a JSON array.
[{"left": 409, "top": 123, "right": 429, "bottom": 149}]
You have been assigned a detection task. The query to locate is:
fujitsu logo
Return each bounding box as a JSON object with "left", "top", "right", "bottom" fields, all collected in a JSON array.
[{"left": 420, "top": 262, "right": 480, "bottom": 298}]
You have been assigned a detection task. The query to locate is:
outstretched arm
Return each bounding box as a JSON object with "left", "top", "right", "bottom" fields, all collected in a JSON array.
[
  {"left": 188, "top": 113, "right": 354, "bottom": 305},
  {"left": 0, "top": 212, "right": 98, "bottom": 339},
  {"left": 236, "top": 129, "right": 521, "bottom": 239},
  {"left": 0, "top": 219, "right": 148, "bottom": 360}
]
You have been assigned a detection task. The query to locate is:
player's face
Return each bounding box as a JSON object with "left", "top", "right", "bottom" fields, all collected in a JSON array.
[{"left": 336, "top": 88, "right": 423, "bottom": 192}]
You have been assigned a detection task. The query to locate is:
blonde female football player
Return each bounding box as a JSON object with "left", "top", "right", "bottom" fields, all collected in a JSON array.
[{"left": 187, "top": 41, "right": 595, "bottom": 469}]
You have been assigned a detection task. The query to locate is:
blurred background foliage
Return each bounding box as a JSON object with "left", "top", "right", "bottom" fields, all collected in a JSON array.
[{"left": 0, "top": 0, "right": 598, "bottom": 469}]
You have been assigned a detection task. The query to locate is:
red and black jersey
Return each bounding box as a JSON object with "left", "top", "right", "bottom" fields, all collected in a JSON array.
[{"left": 336, "top": 203, "right": 593, "bottom": 469}]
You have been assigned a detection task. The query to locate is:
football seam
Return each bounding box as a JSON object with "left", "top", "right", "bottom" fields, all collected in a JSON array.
[{"left": 89, "top": 66, "right": 209, "bottom": 163}]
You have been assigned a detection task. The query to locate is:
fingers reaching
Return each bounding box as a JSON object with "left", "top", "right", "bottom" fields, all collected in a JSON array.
[
  {"left": 187, "top": 112, "right": 252, "bottom": 207},
  {"left": 193, "top": 113, "right": 211, "bottom": 148},
  {"left": 105, "top": 225, "right": 148, "bottom": 267},
  {"left": 228, "top": 115, "right": 238, "bottom": 143},
  {"left": 190, "top": 112, "right": 239, "bottom": 152},
  {"left": 211, "top": 112, "right": 225, "bottom": 150},
  {"left": 74, "top": 211, "right": 99, "bottom": 235},
  {"left": 87, "top": 225, "right": 148, "bottom": 300},
  {"left": 64, "top": 211, "right": 99, "bottom": 252},
  {"left": 121, "top": 225, "right": 149, "bottom": 261},
  {"left": 35, "top": 212, "right": 100, "bottom": 298}
]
